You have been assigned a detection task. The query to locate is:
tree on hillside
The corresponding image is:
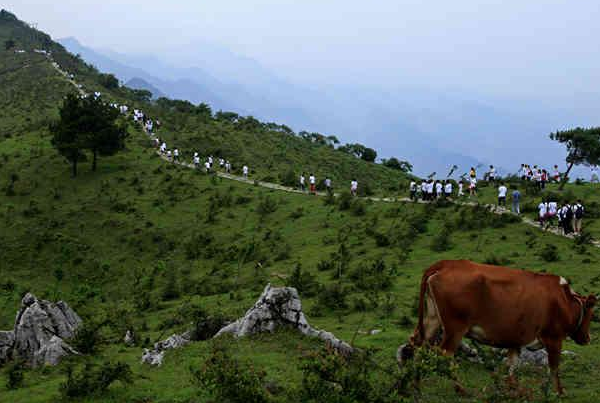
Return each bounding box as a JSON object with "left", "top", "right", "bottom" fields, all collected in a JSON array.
[
  {"left": 361, "top": 147, "right": 377, "bottom": 162},
  {"left": 84, "top": 96, "right": 128, "bottom": 171},
  {"left": 98, "top": 73, "right": 119, "bottom": 89},
  {"left": 382, "top": 157, "right": 413, "bottom": 173},
  {"left": 50, "top": 94, "right": 127, "bottom": 176},
  {"left": 4, "top": 39, "right": 15, "bottom": 50},
  {"left": 50, "top": 94, "right": 88, "bottom": 177},
  {"left": 550, "top": 127, "right": 600, "bottom": 189}
]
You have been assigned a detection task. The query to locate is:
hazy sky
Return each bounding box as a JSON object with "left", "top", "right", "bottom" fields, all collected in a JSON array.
[{"left": 5, "top": 0, "right": 600, "bottom": 98}]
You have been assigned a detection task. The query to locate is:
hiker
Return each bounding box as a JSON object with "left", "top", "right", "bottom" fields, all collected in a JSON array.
[
  {"left": 299, "top": 174, "right": 306, "bottom": 192},
  {"left": 435, "top": 181, "right": 443, "bottom": 199},
  {"left": 488, "top": 165, "right": 496, "bottom": 183},
  {"left": 204, "top": 160, "right": 211, "bottom": 173},
  {"left": 350, "top": 179, "right": 358, "bottom": 196},
  {"left": 166, "top": 150, "right": 172, "bottom": 161},
  {"left": 511, "top": 187, "right": 521, "bottom": 214},
  {"left": 573, "top": 200, "right": 585, "bottom": 235},
  {"left": 591, "top": 166, "right": 599, "bottom": 183},
  {"left": 309, "top": 173, "right": 316, "bottom": 194},
  {"left": 444, "top": 181, "right": 453, "bottom": 199},
  {"left": 225, "top": 161, "right": 231, "bottom": 173},
  {"left": 552, "top": 165, "right": 560, "bottom": 182},
  {"left": 325, "top": 177, "right": 333, "bottom": 195},
  {"left": 208, "top": 156, "right": 214, "bottom": 168},
  {"left": 558, "top": 204, "right": 573, "bottom": 235},
  {"left": 519, "top": 164, "right": 527, "bottom": 180},
  {"left": 219, "top": 158, "right": 225, "bottom": 169},
  {"left": 533, "top": 169, "right": 542, "bottom": 190},
  {"left": 173, "top": 148, "right": 179, "bottom": 162},
  {"left": 469, "top": 167, "right": 476, "bottom": 181},
  {"left": 243, "top": 165, "right": 249, "bottom": 178},
  {"left": 193, "top": 153, "right": 200, "bottom": 169},
  {"left": 547, "top": 200, "right": 558, "bottom": 229},
  {"left": 160, "top": 142, "right": 167, "bottom": 154},
  {"left": 409, "top": 180, "right": 417, "bottom": 201},
  {"left": 497, "top": 182, "right": 507, "bottom": 207},
  {"left": 538, "top": 200, "right": 548, "bottom": 228},
  {"left": 469, "top": 177, "right": 477, "bottom": 197},
  {"left": 541, "top": 169, "right": 548, "bottom": 189},
  {"left": 426, "top": 180, "right": 434, "bottom": 200},
  {"left": 421, "top": 181, "right": 428, "bottom": 200},
  {"left": 458, "top": 181, "right": 464, "bottom": 197}
]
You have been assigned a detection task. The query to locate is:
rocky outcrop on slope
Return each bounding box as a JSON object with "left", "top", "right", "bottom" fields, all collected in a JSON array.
[
  {"left": 0, "top": 293, "right": 81, "bottom": 366},
  {"left": 141, "top": 331, "right": 191, "bottom": 366},
  {"left": 215, "top": 284, "right": 353, "bottom": 355}
]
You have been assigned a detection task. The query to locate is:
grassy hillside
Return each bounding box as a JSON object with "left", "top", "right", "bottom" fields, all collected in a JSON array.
[{"left": 1, "top": 9, "right": 599, "bottom": 403}]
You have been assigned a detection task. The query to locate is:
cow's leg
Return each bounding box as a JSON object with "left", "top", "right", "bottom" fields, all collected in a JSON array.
[
  {"left": 439, "top": 323, "right": 468, "bottom": 356},
  {"left": 423, "top": 292, "right": 442, "bottom": 345},
  {"left": 544, "top": 340, "right": 564, "bottom": 395},
  {"left": 506, "top": 348, "right": 520, "bottom": 386}
]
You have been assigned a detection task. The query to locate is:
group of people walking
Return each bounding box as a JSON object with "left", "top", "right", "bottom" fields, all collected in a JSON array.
[{"left": 538, "top": 199, "right": 585, "bottom": 235}]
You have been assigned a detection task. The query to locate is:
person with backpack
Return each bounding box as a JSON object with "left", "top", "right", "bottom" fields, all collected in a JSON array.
[
  {"left": 546, "top": 199, "right": 558, "bottom": 229},
  {"left": 444, "top": 181, "right": 453, "bottom": 199},
  {"left": 325, "top": 177, "right": 333, "bottom": 195},
  {"left": 559, "top": 204, "right": 573, "bottom": 235},
  {"left": 573, "top": 200, "right": 585, "bottom": 235}
]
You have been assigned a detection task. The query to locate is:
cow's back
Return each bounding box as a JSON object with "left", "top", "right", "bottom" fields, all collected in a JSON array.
[{"left": 427, "top": 260, "right": 568, "bottom": 348}]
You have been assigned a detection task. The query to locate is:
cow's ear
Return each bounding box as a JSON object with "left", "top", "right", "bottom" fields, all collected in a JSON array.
[{"left": 586, "top": 294, "right": 598, "bottom": 308}]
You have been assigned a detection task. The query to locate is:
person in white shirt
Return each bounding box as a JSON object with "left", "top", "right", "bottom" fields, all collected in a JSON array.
[
  {"left": 409, "top": 181, "right": 417, "bottom": 201},
  {"left": 166, "top": 150, "right": 172, "bottom": 161},
  {"left": 538, "top": 200, "right": 548, "bottom": 227},
  {"left": 469, "top": 178, "right": 477, "bottom": 197},
  {"left": 552, "top": 165, "right": 560, "bottom": 183},
  {"left": 435, "top": 181, "right": 443, "bottom": 199},
  {"left": 421, "top": 181, "right": 427, "bottom": 200},
  {"left": 219, "top": 158, "right": 225, "bottom": 169},
  {"left": 350, "top": 179, "right": 358, "bottom": 196},
  {"left": 309, "top": 174, "right": 317, "bottom": 194},
  {"left": 426, "top": 180, "right": 434, "bottom": 200},
  {"left": 591, "top": 166, "right": 599, "bottom": 183},
  {"left": 546, "top": 200, "right": 558, "bottom": 229},
  {"left": 458, "top": 181, "right": 464, "bottom": 197},
  {"left": 488, "top": 165, "right": 496, "bottom": 183},
  {"left": 160, "top": 142, "right": 167, "bottom": 154},
  {"left": 299, "top": 174, "right": 306, "bottom": 192},
  {"left": 173, "top": 148, "right": 179, "bottom": 162},
  {"left": 444, "top": 181, "right": 453, "bottom": 199},
  {"left": 208, "top": 156, "right": 213, "bottom": 167},
  {"left": 205, "top": 161, "right": 211, "bottom": 173},
  {"left": 325, "top": 177, "right": 333, "bottom": 195},
  {"left": 243, "top": 165, "right": 249, "bottom": 178},
  {"left": 225, "top": 161, "right": 231, "bottom": 173},
  {"left": 193, "top": 154, "right": 200, "bottom": 168},
  {"left": 497, "top": 182, "right": 508, "bottom": 207}
]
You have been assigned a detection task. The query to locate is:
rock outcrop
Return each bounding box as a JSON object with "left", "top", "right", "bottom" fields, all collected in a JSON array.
[
  {"left": 215, "top": 284, "right": 353, "bottom": 355},
  {"left": 0, "top": 293, "right": 81, "bottom": 366},
  {"left": 141, "top": 331, "right": 191, "bottom": 366}
]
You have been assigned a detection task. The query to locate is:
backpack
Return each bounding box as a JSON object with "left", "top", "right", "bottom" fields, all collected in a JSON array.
[
  {"left": 575, "top": 205, "right": 584, "bottom": 219},
  {"left": 565, "top": 206, "right": 573, "bottom": 220}
]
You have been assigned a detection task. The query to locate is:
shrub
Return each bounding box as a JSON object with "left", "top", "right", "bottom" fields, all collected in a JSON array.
[
  {"left": 338, "top": 192, "right": 353, "bottom": 211},
  {"left": 350, "top": 199, "right": 367, "bottom": 216},
  {"left": 59, "top": 361, "right": 133, "bottom": 399},
  {"left": 180, "top": 303, "right": 229, "bottom": 341},
  {"left": 192, "top": 343, "right": 268, "bottom": 403},
  {"left": 317, "top": 283, "right": 348, "bottom": 310},
  {"left": 162, "top": 269, "right": 180, "bottom": 301},
  {"left": 538, "top": 244, "right": 560, "bottom": 262},
  {"left": 431, "top": 223, "right": 453, "bottom": 252},
  {"left": 483, "top": 254, "right": 513, "bottom": 266},
  {"left": 70, "top": 320, "right": 103, "bottom": 355},
  {"left": 184, "top": 233, "right": 214, "bottom": 260},
  {"left": 285, "top": 264, "right": 319, "bottom": 297},
  {"left": 349, "top": 258, "right": 393, "bottom": 291},
  {"left": 374, "top": 232, "right": 390, "bottom": 247},
  {"left": 257, "top": 195, "right": 278, "bottom": 217},
  {"left": 280, "top": 169, "right": 297, "bottom": 187},
  {"left": 289, "top": 206, "right": 304, "bottom": 219},
  {"left": 317, "top": 258, "right": 335, "bottom": 272},
  {"left": 5, "top": 361, "right": 24, "bottom": 390}
]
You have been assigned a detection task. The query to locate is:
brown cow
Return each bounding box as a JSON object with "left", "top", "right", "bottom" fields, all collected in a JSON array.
[{"left": 409, "top": 260, "right": 597, "bottom": 394}]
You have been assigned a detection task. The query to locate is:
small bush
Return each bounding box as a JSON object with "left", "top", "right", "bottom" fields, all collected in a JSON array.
[
  {"left": 59, "top": 361, "right": 133, "bottom": 399},
  {"left": 350, "top": 199, "right": 367, "bottom": 216},
  {"left": 257, "top": 195, "right": 278, "bottom": 217},
  {"left": 483, "top": 254, "right": 513, "bottom": 266},
  {"left": 338, "top": 192, "right": 353, "bottom": 211},
  {"left": 5, "top": 361, "right": 24, "bottom": 390},
  {"left": 349, "top": 258, "right": 393, "bottom": 291},
  {"left": 70, "top": 321, "right": 103, "bottom": 355},
  {"left": 431, "top": 224, "right": 453, "bottom": 252},
  {"left": 286, "top": 264, "right": 319, "bottom": 297},
  {"left": 317, "top": 283, "right": 348, "bottom": 310},
  {"left": 192, "top": 343, "right": 268, "bottom": 403},
  {"left": 538, "top": 244, "right": 560, "bottom": 262},
  {"left": 289, "top": 206, "right": 304, "bottom": 219},
  {"left": 374, "top": 232, "right": 390, "bottom": 247},
  {"left": 317, "top": 259, "right": 335, "bottom": 271}
]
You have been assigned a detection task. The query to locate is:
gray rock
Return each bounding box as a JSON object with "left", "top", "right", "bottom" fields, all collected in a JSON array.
[
  {"left": 1, "top": 293, "right": 81, "bottom": 366},
  {"left": 141, "top": 331, "right": 191, "bottom": 366},
  {"left": 0, "top": 331, "right": 14, "bottom": 364},
  {"left": 124, "top": 330, "right": 135, "bottom": 347},
  {"left": 215, "top": 284, "right": 353, "bottom": 355},
  {"left": 518, "top": 349, "right": 576, "bottom": 367}
]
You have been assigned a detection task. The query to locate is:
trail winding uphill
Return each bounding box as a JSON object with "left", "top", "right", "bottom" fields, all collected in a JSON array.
[{"left": 45, "top": 54, "right": 598, "bottom": 247}]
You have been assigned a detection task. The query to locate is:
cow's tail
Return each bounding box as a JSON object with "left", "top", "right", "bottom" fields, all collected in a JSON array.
[{"left": 410, "top": 262, "right": 443, "bottom": 347}]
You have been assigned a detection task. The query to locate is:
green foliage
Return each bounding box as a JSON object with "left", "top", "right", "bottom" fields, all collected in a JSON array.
[
  {"left": 285, "top": 263, "right": 319, "bottom": 297},
  {"left": 257, "top": 195, "right": 278, "bottom": 217},
  {"left": 59, "top": 361, "right": 133, "bottom": 399},
  {"left": 5, "top": 360, "right": 24, "bottom": 390},
  {"left": 317, "top": 283, "right": 348, "bottom": 310},
  {"left": 192, "top": 343, "right": 268, "bottom": 403},
  {"left": 431, "top": 222, "right": 453, "bottom": 252},
  {"left": 70, "top": 320, "right": 103, "bottom": 355},
  {"left": 538, "top": 243, "right": 560, "bottom": 262},
  {"left": 349, "top": 258, "right": 393, "bottom": 291},
  {"left": 300, "top": 348, "right": 399, "bottom": 403},
  {"left": 382, "top": 157, "right": 413, "bottom": 173}
]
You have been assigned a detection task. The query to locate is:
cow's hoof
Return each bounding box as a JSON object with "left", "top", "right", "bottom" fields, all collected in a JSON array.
[{"left": 396, "top": 343, "right": 414, "bottom": 368}]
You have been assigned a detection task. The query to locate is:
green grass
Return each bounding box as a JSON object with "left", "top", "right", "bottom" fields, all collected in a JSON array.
[{"left": 1, "top": 8, "right": 600, "bottom": 402}]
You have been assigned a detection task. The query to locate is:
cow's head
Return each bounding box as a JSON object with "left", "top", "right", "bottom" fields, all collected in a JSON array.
[{"left": 571, "top": 294, "right": 597, "bottom": 345}]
